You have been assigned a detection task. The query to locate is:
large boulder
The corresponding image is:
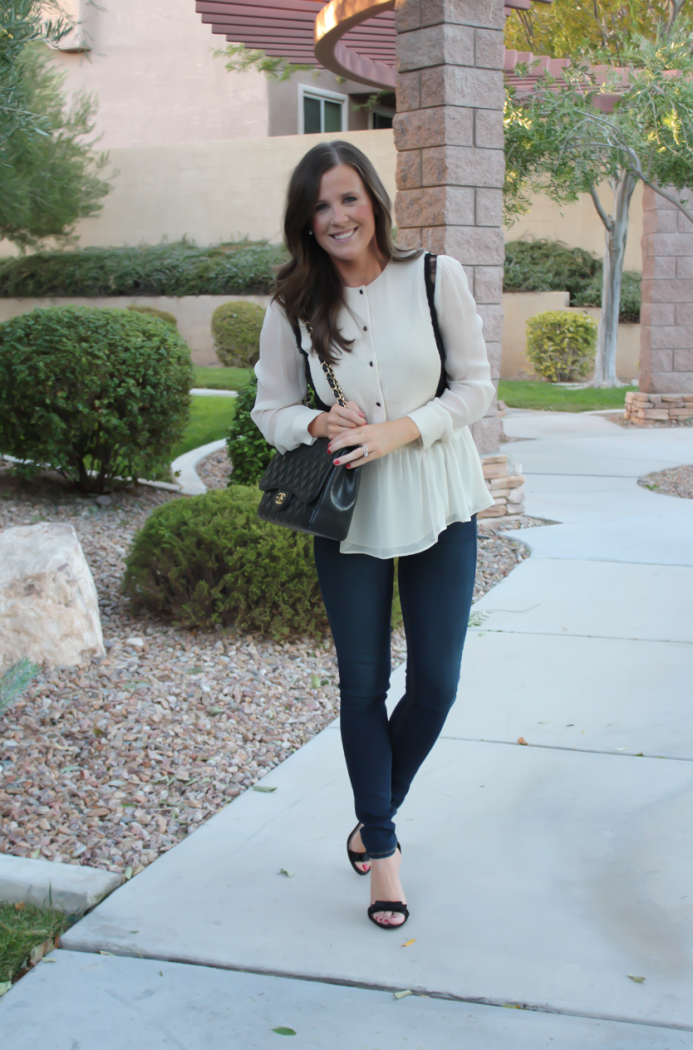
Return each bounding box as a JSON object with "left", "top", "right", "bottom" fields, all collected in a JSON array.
[{"left": 0, "top": 523, "right": 105, "bottom": 672}]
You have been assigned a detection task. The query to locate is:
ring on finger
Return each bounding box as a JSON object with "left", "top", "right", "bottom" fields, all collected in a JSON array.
[{"left": 361, "top": 445, "right": 369, "bottom": 458}]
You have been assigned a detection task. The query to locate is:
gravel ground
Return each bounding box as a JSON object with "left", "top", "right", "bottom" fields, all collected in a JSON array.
[
  {"left": 638, "top": 464, "right": 693, "bottom": 499},
  {"left": 0, "top": 457, "right": 534, "bottom": 878}
]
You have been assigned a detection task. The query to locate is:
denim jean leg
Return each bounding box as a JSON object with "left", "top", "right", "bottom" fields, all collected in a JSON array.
[
  {"left": 313, "top": 537, "right": 399, "bottom": 858},
  {"left": 389, "top": 519, "right": 478, "bottom": 811}
]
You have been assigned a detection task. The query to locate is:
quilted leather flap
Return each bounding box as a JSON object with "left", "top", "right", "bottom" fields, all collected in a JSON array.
[{"left": 259, "top": 440, "right": 335, "bottom": 503}]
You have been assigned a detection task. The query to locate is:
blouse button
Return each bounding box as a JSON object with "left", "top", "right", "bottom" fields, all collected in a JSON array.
[
  {"left": 363, "top": 326, "right": 368, "bottom": 332},
  {"left": 359, "top": 289, "right": 364, "bottom": 294},
  {"left": 376, "top": 402, "right": 381, "bottom": 407},
  {"left": 369, "top": 361, "right": 373, "bottom": 367}
]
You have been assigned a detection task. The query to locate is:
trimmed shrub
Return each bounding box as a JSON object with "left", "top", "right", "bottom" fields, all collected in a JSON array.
[
  {"left": 226, "top": 374, "right": 274, "bottom": 485},
  {"left": 212, "top": 301, "right": 265, "bottom": 367},
  {"left": 526, "top": 310, "right": 598, "bottom": 382},
  {"left": 123, "top": 486, "right": 329, "bottom": 639},
  {"left": 0, "top": 240, "right": 287, "bottom": 298},
  {"left": 0, "top": 306, "right": 193, "bottom": 492},
  {"left": 504, "top": 239, "right": 641, "bottom": 323},
  {"left": 126, "top": 304, "right": 178, "bottom": 328}
]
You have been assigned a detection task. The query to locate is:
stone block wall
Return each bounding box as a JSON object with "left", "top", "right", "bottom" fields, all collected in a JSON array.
[
  {"left": 624, "top": 390, "right": 693, "bottom": 424},
  {"left": 393, "top": 0, "right": 505, "bottom": 454},
  {"left": 640, "top": 186, "right": 693, "bottom": 393},
  {"left": 478, "top": 454, "right": 525, "bottom": 520}
]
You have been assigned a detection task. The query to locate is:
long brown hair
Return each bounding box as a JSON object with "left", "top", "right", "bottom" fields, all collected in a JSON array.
[{"left": 274, "top": 140, "right": 420, "bottom": 364}]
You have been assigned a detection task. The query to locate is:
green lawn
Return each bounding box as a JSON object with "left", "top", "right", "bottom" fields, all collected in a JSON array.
[
  {"left": 0, "top": 902, "right": 74, "bottom": 987},
  {"left": 192, "top": 366, "right": 253, "bottom": 391},
  {"left": 170, "top": 396, "right": 236, "bottom": 460},
  {"left": 498, "top": 380, "right": 634, "bottom": 413}
]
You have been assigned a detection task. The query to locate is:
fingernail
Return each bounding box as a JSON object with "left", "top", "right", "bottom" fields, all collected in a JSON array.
[{"left": 334, "top": 459, "right": 341, "bottom": 465}]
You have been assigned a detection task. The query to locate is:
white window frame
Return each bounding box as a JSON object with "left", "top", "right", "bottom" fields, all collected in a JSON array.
[
  {"left": 368, "top": 106, "right": 396, "bottom": 130},
  {"left": 298, "top": 84, "right": 348, "bottom": 135}
]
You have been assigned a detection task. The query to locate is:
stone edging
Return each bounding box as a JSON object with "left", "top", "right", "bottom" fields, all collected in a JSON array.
[{"left": 0, "top": 853, "right": 121, "bottom": 913}]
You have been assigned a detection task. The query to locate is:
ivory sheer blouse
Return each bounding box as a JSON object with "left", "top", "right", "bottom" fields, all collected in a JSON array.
[{"left": 251, "top": 253, "right": 495, "bottom": 558}]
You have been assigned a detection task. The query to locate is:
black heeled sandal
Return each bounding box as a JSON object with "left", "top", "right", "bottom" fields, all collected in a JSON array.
[
  {"left": 368, "top": 901, "right": 410, "bottom": 929},
  {"left": 346, "top": 823, "right": 370, "bottom": 876}
]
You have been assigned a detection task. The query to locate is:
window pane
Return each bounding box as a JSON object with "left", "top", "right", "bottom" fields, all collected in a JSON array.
[
  {"left": 373, "top": 111, "right": 393, "bottom": 130},
  {"left": 324, "top": 100, "right": 343, "bottom": 133},
  {"left": 303, "top": 96, "right": 321, "bottom": 134}
]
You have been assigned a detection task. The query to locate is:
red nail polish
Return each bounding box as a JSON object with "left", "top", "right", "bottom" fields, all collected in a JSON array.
[{"left": 334, "top": 459, "right": 341, "bottom": 466}]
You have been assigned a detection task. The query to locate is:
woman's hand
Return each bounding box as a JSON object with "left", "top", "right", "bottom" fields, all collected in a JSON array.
[
  {"left": 308, "top": 401, "right": 365, "bottom": 440},
  {"left": 328, "top": 417, "right": 421, "bottom": 468}
]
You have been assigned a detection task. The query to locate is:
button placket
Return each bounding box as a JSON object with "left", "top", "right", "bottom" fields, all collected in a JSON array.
[{"left": 360, "top": 289, "right": 386, "bottom": 421}]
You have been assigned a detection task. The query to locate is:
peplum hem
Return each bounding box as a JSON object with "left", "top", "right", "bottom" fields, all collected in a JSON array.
[{"left": 340, "top": 427, "right": 493, "bottom": 559}]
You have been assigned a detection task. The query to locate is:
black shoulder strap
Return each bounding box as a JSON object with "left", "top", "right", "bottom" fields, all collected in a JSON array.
[
  {"left": 290, "top": 319, "right": 331, "bottom": 412},
  {"left": 424, "top": 252, "right": 447, "bottom": 398}
]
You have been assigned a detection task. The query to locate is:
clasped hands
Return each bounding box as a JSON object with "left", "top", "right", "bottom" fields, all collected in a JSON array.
[{"left": 307, "top": 400, "right": 421, "bottom": 469}]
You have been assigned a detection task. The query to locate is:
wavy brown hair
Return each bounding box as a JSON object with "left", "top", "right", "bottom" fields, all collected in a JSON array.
[{"left": 274, "top": 140, "right": 420, "bottom": 364}]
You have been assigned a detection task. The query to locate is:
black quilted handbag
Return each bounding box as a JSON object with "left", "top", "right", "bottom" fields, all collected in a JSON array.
[{"left": 257, "top": 341, "right": 361, "bottom": 541}]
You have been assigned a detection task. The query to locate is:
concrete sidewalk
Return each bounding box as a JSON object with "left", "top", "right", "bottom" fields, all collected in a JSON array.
[{"left": 2, "top": 411, "right": 692, "bottom": 1048}]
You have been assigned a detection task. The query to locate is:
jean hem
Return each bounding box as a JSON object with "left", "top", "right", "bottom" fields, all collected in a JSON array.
[{"left": 365, "top": 846, "right": 398, "bottom": 859}]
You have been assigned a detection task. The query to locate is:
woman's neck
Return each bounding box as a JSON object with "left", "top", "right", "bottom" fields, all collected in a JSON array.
[{"left": 331, "top": 242, "right": 386, "bottom": 288}]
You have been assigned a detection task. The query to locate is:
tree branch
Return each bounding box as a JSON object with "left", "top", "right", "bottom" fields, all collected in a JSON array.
[
  {"left": 642, "top": 180, "right": 693, "bottom": 226},
  {"left": 590, "top": 185, "right": 612, "bottom": 231}
]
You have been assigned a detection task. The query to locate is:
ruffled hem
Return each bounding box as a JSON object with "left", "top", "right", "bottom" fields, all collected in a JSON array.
[{"left": 340, "top": 428, "right": 493, "bottom": 559}]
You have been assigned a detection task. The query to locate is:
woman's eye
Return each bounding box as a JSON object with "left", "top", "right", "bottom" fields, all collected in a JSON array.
[
  {"left": 343, "top": 196, "right": 357, "bottom": 203},
  {"left": 314, "top": 202, "right": 327, "bottom": 212}
]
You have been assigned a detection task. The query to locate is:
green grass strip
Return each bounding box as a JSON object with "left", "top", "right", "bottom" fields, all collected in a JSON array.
[
  {"left": 170, "top": 396, "right": 236, "bottom": 460},
  {"left": 0, "top": 902, "right": 74, "bottom": 984},
  {"left": 192, "top": 366, "right": 253, "bottom": 391},
  {"left": 498, "top": 380, "right": 633, "bottom": 413}
]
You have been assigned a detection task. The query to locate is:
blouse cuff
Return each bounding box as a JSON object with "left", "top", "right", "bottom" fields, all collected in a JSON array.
[
  {"left": 282, "top": 406, "right": 323, "bottom": 451},
  {"left": 406, "top": 403, "right": 451, "bottom": 451}
]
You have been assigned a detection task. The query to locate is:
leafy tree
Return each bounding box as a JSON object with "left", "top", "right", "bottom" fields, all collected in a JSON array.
[
  {"left": 0, "top": 44, "right": 111, "bottom": 248},
  {"left": 504, "top": 0, "right": 687, "bottom": 61},
  {"left": 0, "top": 0, "right": 70, "bottom": 149},
  {"left": 504, "top": 26, "right": 693, "bottom": 384},
  {"left": 214, "top": 43, "right": 313, "bottom": 82}
]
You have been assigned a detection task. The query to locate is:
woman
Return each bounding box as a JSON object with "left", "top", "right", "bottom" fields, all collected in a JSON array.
[{"left": 251, "top": 141, "right": 495, "bottom": 929}]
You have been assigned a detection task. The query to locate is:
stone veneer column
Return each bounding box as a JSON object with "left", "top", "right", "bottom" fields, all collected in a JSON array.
[
  {"left": 393, "top": 0, "right": 505, "bottom": 454},
  {"left": 641, "top": 185, "right": 693, "bottom": 393}
]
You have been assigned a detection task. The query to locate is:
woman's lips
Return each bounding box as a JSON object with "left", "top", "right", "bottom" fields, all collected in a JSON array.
[{"left": 330, "top": 228, "right": 357, "bottom": 242}]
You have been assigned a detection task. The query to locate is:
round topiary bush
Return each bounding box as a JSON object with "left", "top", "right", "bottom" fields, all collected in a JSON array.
[
  {"left": 525, "top": 310, "right": 598, "bottom": 382},
  {"left": 122, "top": 486, "right": 329, "bottom": 639},
  {"left": 226, "top": 375, "right": 274, "bottom": 486},
  {"left": 126, "top": 304, "right": 178, "bottom": 329},
  {"left": 211, "top": 300, "right": 265, "bottom": 367},
  {"left": 0, "top": 305, "right": 193, "bottom": 492}
]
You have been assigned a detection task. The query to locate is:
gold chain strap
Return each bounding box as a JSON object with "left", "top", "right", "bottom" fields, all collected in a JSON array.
[{"left": 302, "top": 321, "right": 348, "bottom": 409}]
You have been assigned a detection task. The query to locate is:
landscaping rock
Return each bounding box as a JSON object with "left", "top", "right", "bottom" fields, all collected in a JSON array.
[
  {"left": 0, "top": 523, "right": 105, "bottom": 673},
  {"left": 0, "top": 853, "right": 120, "bottom": 913}
]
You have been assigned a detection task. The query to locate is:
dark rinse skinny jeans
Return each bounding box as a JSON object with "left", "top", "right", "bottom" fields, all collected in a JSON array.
[{"left": 313, "top": 518, "right": 477, "bottom": 859}]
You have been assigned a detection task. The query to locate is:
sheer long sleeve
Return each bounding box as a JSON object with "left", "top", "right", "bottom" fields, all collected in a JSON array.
[
  {"left": 406, "top": 255, "right": 496, "bottom": 451},
  {"left": 250, "top": 300, "right": 323, "bottom": 455}
]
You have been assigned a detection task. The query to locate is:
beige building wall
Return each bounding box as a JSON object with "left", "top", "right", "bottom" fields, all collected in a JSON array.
[
  {"left": 506, "top": 181, "right": 644, "bottom": 273},
  {"left": 48, "top": 0, "right": 268, "bottom": 150},
  {"left": 501, "top": 292, "right": 640, "bottom": 383},
  {"left": 55, "top": 130, "right": 397, "bottom": 248}
]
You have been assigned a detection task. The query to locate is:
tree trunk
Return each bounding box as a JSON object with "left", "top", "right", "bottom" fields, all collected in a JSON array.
[{"left": 591, "top": 170, "right": 637, "bottom": 387}]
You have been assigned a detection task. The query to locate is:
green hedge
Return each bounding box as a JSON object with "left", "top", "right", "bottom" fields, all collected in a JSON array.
[
  {"left": 123, "top": 486, "right": 329, "bottom": 639},
  {"left": 526, "top": 310, "right": 598, "bottom": 383},
  {"left": 212, "top": 300, "right": 265, "bottom": 367},
  {"left": 504, "top": 239, "right": 641, "bottom": 323},
  {"left": 0, "top": 306, "right": 193, "bottom": 492},
  {"left": 226, "top": 375, "right": 274, "bottom": 486},
  {"left": 0, "top": 240, "right": 288, "bottom": 298}
]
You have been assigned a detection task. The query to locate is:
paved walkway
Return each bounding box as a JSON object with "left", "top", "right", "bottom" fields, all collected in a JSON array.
[{"left": 3, "top": 411, "right": 693, "bottom": 1048}]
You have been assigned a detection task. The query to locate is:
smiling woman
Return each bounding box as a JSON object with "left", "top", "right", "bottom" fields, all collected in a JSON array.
[{"left": 250, "top": 139, "right": 496, "bottom": 932}]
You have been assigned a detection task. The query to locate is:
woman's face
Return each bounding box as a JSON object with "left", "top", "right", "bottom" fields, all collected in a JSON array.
[{"left": 311, "top": 164, "right": 377, "bottom": 265}]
